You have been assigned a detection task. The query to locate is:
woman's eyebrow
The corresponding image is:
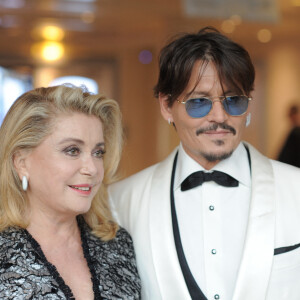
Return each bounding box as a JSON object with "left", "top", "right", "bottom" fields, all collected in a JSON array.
[
  {"left": 95, "top": 142, "right": 105, "bottom": 148},
  {"left": 58, "top": 138, "right": 84, "bottom": 145},
  {"left": 58, "top": 139, "right": 105, "bottom": 147}
]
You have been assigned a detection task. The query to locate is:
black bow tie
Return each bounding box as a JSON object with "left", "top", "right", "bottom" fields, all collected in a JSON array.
[{"left": 181, "top": 170, "right": 239, "bottom": 191}]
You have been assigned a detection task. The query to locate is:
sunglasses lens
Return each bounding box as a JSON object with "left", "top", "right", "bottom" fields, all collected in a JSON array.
[
  {"left": 185, "top": 98, "right": 212, "bottom": 118},
  {"left": 223, "top": 96, "right": 249, "bottom": 116}
]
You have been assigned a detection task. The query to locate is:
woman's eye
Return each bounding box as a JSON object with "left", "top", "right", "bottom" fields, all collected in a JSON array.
[
  {"left": 93, "top": 149, "right": 106, "bottom": 158},
  {"left": 64, "top": 147, "right": 80, "bottom": 156}
]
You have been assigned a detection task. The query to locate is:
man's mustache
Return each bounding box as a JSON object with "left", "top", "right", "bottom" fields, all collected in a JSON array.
[{"left": 196, "top": 123, "right": 236, "bottom": 136}]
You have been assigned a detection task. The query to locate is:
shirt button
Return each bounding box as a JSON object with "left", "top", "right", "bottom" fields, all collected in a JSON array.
[
  {"left": 211, "top": 249, "right": 217, "bottom": 254},
  {"left": 209, "top": 205, "right": 214, "bottom": 211},
  {"left": 214, "top": 295, "right": 220, "bottom": 299}
]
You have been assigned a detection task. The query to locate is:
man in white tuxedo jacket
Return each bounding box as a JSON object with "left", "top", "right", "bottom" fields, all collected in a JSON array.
[{"left": 109, "top": 27, "right": 300, "bottom": 300}]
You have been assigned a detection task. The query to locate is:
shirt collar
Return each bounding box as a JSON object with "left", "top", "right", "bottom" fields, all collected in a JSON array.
[{"left": 174, "top": 142, "right": 251, "bottom": 190}]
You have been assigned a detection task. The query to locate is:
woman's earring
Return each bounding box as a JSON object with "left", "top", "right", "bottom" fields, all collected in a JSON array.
[
  {"left": 22, "top": 175, "right": 28, "bottom": 191},
  {"left": 246, "top": 113, "right": 251, "bottom": 127},
  {"left": 168, "top": 118, "right": 172, "bottom": 125}
]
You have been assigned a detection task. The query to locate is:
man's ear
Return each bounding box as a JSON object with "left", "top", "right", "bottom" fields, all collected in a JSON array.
[
  {"left": 158, "top": 93, "right": 173, "bottom": 123},
  {"left": 13, "top": 150, "right": 30, "bottom": 180}
]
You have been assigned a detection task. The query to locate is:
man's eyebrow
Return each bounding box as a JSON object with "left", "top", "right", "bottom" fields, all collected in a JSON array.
[
  {"left": 188, "top": 89, "right": 235, "bottom": 97},
  {"left": 186, "top": 90, "right": 209, "bottom": 98}
]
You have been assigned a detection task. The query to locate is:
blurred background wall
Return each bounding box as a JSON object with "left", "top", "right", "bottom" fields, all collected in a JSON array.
[{"left": 0, "top": 0, "right": 299, "bottom": 177}]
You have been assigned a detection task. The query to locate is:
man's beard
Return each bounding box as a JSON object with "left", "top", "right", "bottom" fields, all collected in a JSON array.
[
  {"left": 196, "top": 122, "right": 236, "bottom": 162},
  {"left": 200, "top": 147, "right": 234, "bottom": 162}
]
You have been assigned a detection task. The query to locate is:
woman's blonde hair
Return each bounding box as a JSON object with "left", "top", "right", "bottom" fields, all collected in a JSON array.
[{"left": 0, "top": 84, "right": 123, "bottom": 240}]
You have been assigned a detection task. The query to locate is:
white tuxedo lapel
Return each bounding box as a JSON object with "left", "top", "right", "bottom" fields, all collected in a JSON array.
[
  {"left": 148, "top": 148, "right": 191, "bottom": 300},
  {"left": 148, "top": 144, "right": 276, "bottom": 300},
  {"left": 233, "top": 143, "right": 276, "bottom": 300}
]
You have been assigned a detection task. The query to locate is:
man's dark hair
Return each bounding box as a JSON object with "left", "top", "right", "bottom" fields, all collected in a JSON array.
[
  {"left": 289, "top": 104, "right": 299, "bottom": 117},
  {"left": 153, "top": 26, "right": 255, "bottom": 106}
]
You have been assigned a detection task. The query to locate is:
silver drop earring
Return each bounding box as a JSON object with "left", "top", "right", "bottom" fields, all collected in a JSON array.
[
  {"left": 22, "top": 175, "right": 28, "bottom": 191},
  {"left": 246, "top": 113, "right": 251, "bottom": 127},
  {"left": 168, "top": 118, "right": 172, "bottom": 125}
]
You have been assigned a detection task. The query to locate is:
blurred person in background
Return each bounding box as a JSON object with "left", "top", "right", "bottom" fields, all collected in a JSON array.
[
  {"left": 0, "top": 85, "right": 141, "bottom": 299},
  {"left": 109, "top": 27, "right": 300, "bottom": 300},
  {"left": 278, "top": 103, "right": 300, "bottom": 167}
]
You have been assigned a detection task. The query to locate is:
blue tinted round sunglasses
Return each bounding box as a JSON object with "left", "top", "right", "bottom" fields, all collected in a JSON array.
[{"left": 177, "top": 95, "right": 252, "bottom": 118}]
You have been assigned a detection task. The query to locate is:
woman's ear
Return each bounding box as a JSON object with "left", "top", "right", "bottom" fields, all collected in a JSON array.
[
  {"left": 13, "top": 150, "right": 30, "bottom": 180},
  {"left": 158, "top": 93, "right": 173, "bottom": 123}
]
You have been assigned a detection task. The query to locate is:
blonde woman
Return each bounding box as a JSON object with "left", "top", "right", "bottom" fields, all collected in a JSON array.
[{"left": 0, "top": 85, "right": 141, "bottom": 299}]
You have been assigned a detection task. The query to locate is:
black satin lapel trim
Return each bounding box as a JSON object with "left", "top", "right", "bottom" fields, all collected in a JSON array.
[
  {"left": 244, "top": 143, "right": 252, "bottom": 173},
  {"left": 274, "top": 242, "right": 300, "bottom": 255},
  {"left": 170, "top": 152, "right": 207, "bottom": 300}
]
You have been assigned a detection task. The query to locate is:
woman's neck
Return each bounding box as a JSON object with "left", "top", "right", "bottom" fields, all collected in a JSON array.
[{"left": 26, "top": 210, "right": 81, "bottom": 248}]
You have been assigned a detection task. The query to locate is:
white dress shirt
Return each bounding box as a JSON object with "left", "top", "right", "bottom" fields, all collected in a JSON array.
[{"left": 174, "top": 142, "right": 251, "bottom": 300}]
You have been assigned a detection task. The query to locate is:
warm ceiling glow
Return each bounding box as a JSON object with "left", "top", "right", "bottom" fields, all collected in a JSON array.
[
  {"left": 221, "top": 20, "right": 235, "bottom": 33},
  {"left": 41, "top": 25, "right": 65, "bottom": 41},
  {"left": 257, "top": 29, "right": 272, "bottom": 43},
  {"left": 41, "top": 41, "right": 64, "bottom": 61},
  {"left": 291, "top": 0, "right": 300, "bottom": 6},
  {"left": 31, "top": 41, "right": 65, "bottom": 61},
  {"left": 230, "top": 15, "right": 242, "bottom": 25},
  {"left": 81, "top": 11, "right": 95, "bottom": 23}
]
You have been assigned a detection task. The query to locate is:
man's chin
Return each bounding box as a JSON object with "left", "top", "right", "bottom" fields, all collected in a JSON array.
[{"left": 201, "top": 149, "right": 234, "bottom": 162}]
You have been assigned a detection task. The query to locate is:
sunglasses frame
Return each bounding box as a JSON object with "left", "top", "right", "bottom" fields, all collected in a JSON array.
[{"left": 177, "top": 95, "right": 252, "bottom": 118}]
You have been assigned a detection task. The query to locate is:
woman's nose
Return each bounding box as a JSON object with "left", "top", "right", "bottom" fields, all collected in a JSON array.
[{"left": 80, "top": 156, "right": 98, "bottom": 176}]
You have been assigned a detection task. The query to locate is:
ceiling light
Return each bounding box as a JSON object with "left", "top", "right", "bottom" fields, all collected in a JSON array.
[
  {"left": 221, "top": 20, "right": 235, "bottom": 34},
  {"left": 31, "top": 41, "right": 65, "bottom": 62},
  {"left": 257, "top": 29, "right": 272, "bottom": 43},
  {"left": 230, "top": 15, "right": 242, "bottom": 25},
  {"left": 41, "top": 25, "right": 65, "bottom": 41}
]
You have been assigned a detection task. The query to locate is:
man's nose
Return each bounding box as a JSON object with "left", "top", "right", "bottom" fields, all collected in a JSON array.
[{"left": 206, "top": 100, "right": 228, "bottom": 123}]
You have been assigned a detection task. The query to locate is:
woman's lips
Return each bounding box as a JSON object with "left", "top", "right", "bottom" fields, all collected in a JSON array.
[{"left": 68, "top": 184, "right": 92, "bottom": 195}]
